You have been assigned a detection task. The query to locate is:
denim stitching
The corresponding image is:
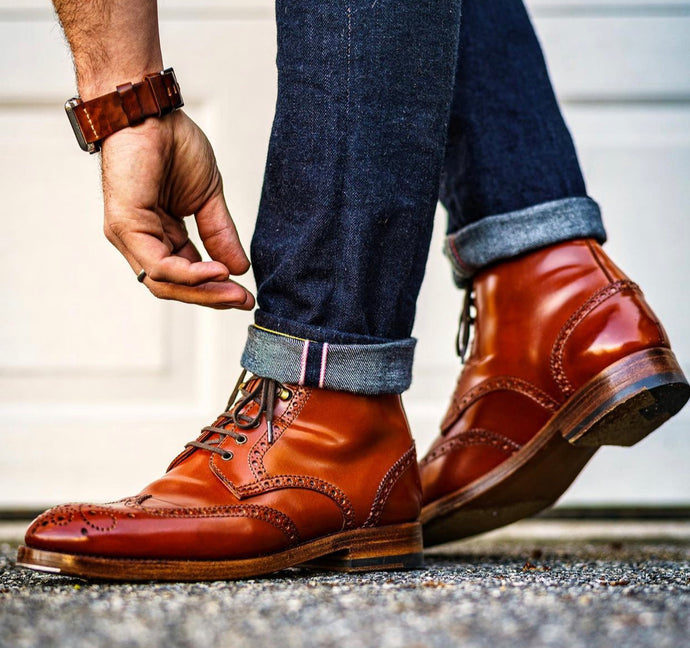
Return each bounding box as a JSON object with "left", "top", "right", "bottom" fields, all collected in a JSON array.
[
  {"left": 345, "top": 4, "right": 351, "bottom": 113},
  {"left": 447, "top": 235, "right": 472, "bottom": 272}
]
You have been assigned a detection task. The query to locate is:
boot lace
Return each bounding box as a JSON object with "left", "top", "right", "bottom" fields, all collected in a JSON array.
[
  {"left": 455, "top": 282, "right": 475, "bottom": 363},
  {"left": 184, "top": 370, "right": 291, "bottom": 461}
]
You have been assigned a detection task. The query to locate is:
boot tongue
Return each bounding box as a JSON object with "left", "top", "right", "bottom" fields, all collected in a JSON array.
[
  {"left": 165, "top": 372, "right": 262, "bottom": 471},
  {"left": 242, "top": 376, "right": 262, "bottom": 394},
  {"left": 168, "top": 375, "right": 286, "bottom": 472}
]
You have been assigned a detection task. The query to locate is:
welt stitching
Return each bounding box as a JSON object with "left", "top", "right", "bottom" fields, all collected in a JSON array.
[{"left": 550, "top": 280, "right": 640, "bottom": 396}]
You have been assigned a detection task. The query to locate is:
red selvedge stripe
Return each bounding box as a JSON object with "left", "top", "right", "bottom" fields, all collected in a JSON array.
[
  {"left": 298, "top": 340, "right": 310, "bottom": 386},
  {"left": 447, "top": 235, "right": 473, "bottom": 273},
  {"left": 319, "top": 343, "right": 329, "bottom": 388}
]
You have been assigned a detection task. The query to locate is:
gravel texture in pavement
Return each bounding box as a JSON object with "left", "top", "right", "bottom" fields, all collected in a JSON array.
[{"left": 1, "top": 533, "right": 689, "bottom": 648}]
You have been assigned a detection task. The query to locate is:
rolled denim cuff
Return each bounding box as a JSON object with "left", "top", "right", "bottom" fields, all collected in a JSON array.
[
  {"left": 445, "top": 197, "right": 607, "bottom": 287},
  {"left": 241, "top": 325, "right": 416, "bottom": 394}
]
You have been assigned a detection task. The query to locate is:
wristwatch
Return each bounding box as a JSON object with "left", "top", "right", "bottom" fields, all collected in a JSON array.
[{"left": 64, "top": 67, "right": 184, "bottom": 153}]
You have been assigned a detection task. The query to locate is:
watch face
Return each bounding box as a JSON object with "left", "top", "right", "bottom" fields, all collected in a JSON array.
[{"left": 64, "top": 98, "right": 98, "bottom": 153}]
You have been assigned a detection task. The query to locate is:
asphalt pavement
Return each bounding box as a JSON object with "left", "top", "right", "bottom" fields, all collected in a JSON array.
[{"left": 1, "top": 520, "right": 688, "bottom": 648}]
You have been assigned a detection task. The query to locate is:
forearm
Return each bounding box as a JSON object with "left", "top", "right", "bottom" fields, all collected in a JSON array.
[{"left": 53, "top": 0, "right": 163, "bottom": 100}]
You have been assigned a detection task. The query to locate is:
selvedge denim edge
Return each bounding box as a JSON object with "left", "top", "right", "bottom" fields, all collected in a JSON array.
[
  {"left": 445, "top": 196, "right": 607, "bottom": 287},
  {"left": 241, "top": 325, "right": 416, "bottom": 395}
]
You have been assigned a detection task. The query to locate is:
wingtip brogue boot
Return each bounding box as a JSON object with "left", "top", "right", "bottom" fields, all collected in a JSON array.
[
  {"left": 18, "top": 374, "right": 423, "bottom": 581},
  {"left": 420, "top": 238, "right": 689, "bottom": 546}
]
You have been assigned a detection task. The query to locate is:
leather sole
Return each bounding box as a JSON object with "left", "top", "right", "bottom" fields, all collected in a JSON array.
[
  {"left": 422, "top": 347, "right": 689, "bottom": 547},
  {"left": 16, "top": 522, "right": 423, "bottom": 581},
  {"left": 560, "top": 348, "right": 689, "bottom": 447}
]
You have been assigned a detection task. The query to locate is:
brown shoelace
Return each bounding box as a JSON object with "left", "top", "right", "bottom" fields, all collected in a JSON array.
[
  {"left": 185, "top": 371, "right": 290, "bottom": 461},
  {"left": 456, "top": 281, "right": 476, "bottom": 363}
]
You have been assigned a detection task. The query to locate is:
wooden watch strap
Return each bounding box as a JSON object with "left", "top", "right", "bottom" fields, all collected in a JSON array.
[{"left": 69, "top": 68, "right": 183, "bottom": 150}]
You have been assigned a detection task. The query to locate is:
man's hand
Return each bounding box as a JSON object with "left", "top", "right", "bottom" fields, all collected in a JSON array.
[
  {"left": 101, "top": 110, "right": 254, "bottom": 310},
  {"left": 52, "top": 0, "right": 253, "bottom": 309}
]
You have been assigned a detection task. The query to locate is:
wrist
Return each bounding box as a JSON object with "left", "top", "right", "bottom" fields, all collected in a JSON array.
[
  {"left": 77, "top": 59, "right": 164, "bottom": 101},
  {"left": 66, "top": 67, "right": 183, "bottom": 153}
]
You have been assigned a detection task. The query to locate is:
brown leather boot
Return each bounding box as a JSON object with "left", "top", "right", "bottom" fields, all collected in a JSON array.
[
  {"left": 420, "top": 239, "right": 689, "bottom": 546},
  {"left": 18, "top": 374, "right": 423, "bottom": 580}
]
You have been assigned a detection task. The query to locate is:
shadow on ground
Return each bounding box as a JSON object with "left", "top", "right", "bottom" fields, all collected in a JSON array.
[{"left": 1, "top": 531, "right": 689, "bottom": 648}]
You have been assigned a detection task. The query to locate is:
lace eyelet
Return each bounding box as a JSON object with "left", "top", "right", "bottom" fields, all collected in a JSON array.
[
  {"left": 278, "top": 388, "right": 292, "bottom": 401},
  {"left": 221, "top": 451, "right": 234, "bottom": 461},
  {"left": 235, "top": 434, "right": 248, "bottom": 445}
]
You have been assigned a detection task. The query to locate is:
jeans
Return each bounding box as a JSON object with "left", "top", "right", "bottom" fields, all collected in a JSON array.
[{"left": 242, "top": 0, "right": 607, "bottom": 394}]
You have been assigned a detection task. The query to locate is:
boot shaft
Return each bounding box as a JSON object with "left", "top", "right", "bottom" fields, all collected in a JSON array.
[{"left": 469, "top": 238, "right": 669, "bottom": 400}]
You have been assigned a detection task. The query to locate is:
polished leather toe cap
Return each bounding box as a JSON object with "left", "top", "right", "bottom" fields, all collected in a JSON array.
[{"left": 24, "top": 500, "right": 295, "bottom": 560}]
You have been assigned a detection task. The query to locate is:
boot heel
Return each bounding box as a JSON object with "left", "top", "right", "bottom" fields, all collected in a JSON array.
[
  {"left": 561, "top": 348, "right": 690, "bottom": 447},
  {"left": 304, "top": 523, "right": 424, "bottom": 572}
]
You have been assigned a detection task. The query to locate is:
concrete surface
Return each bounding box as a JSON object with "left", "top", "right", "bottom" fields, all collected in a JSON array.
[{"left": 1, "top": 520, "right": 688, "bottom": 648}]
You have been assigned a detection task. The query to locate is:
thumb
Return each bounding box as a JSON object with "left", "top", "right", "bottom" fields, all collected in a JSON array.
[{"left": 195, "top": 190, "right": 251, "bottom": 276}]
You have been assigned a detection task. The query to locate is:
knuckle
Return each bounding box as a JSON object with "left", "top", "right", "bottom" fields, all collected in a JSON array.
[
  {"left": 103, "top": 222, "right": 117, "bottom": 243},
  {"left": 156, "top": 285, "right": 176, "bottom": 302},
  {"left": 147, "top": 284, "right": 161, "bottom": 298},
  {"left": 104, "top": 220, "right": 128, "bottom": 243},
  {"left": 148, "top": 283, "right": 166, "bottom": 299},
  {"left": 147, "top": 268, "right": 164, "bottom": 282}
]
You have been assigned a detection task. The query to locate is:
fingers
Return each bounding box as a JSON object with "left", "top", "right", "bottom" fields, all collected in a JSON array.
[
  {"left": 195, "top": 191, "right": 251, "bottom": 276},
  {"left": 105, "top": 218, "right": 255, "bottom": 309},
  {"left": 99, "top": 109, "right": 252, "bottom": 307},
  {"left": 106, "top": 220, "right": 229, "bottom": 285},
  {"left": 143, "top": 276, "right": 256, "bottom": 311},
  {"left": 172, "top": 238, "right": 203, "bottom": 265},
  {"left": 148, "top": 255, "right": 229, "bottom": 285}
]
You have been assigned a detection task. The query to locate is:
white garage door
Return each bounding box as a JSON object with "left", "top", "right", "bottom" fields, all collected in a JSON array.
[{"left": 0, "top": 0, "right": 688, "bottom": 508}]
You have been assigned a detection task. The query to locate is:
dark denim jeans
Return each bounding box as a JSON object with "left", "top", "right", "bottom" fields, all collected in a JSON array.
[{"left": 242, "top": 0, "right": 606, "bottom": 394}]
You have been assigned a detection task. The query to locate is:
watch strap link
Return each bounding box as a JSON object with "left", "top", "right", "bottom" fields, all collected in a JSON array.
[{"left": 66, "top": 68, "right": 183, "bottom": 153}]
